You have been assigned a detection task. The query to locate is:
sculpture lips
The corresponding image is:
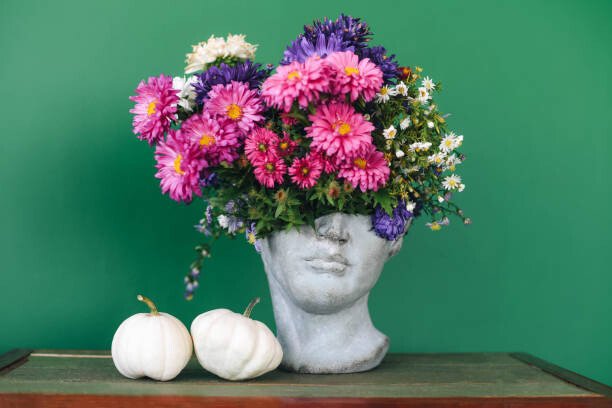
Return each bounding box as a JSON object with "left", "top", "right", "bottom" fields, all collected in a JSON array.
[{"left": 304, "top": 254, "right": 349, "bottom": 274}]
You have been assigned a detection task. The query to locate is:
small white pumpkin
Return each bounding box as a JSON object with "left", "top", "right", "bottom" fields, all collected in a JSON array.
[
  {"left": 191, "top": 297, "right": 283, "bottom": 381},
  {"left": 111, "top": 295, "right": 193, "bottom": 381}
]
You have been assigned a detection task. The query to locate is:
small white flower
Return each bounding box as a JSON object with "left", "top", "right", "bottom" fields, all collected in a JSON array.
[
  {"left": 405, "top": 201, "right": 416, "bottom": 212},
  {"left": 395, "top": 149, "right": 405, "bottom": 158},
  {"left": 217, "top": 215, "right": 229, "bottom": 228},
  {"left": 376, "top": 85, "right": 395, "bottom": 103},
  {"left": 185, "top": 34, "right": 257, "bottom": 74},
  {"left": 437, "top": 196, "right": 445, "bottom": 203},
  {"left": 439, "top": 132, "right": 464, "bottom": 152},
  {"left": 383, "top": 125, "right": 397, "bottom": 140},
  {"left": 442, "top": 174, "right": 462, "bottom": 190},
  {"left": 395, "top": 81, "right": 408, "bottom": 96},
  {"left": 428, "top": 152, "right": 447, "bottom": 165},
  {"left": 422, "top": 76, "right": 436, "bottom": 91},
  {"left": 427, "top": 121, "right": 434, "bottom": 129},
  {"left": 400, "top": 117, "right": 411, "bottom": 130},
  {"left": 417, "top": 87, "right": 431, "bottom": 104},
  {"left": 445, "top": 154, "right": 462, "bottom": 171},
  {"left": 409, "top": 142, "right": 432, "bottom": 153},
  {"left": 458, "top": 183, "right": 466, "bottom": 192},
  {"left": 172, "top": 76, "right": 198, "bottom": 112}
]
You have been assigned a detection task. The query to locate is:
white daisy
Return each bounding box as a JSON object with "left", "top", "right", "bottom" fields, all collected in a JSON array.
[
  {"left": 399, "top": 117, "right": 411, "bottom": 129},
  {"left": 185, "top": 34, "right": 257, "bottom": 74},
  {"left": 417, "top": 87, "right": 431, "bottom": 104},
  {"left": 395, "top": 149, "right": 405, "bottom": 158},
  {"left": 376, "top": 85, "right": 396, "bottom": 103},
  {"left": 442, "top": 174, "right": 462, "bottom": 190},
  {"left": 422, "top": 76, "right": 436, "bottom": 91},
  {"left": 395, "top": 81, "right": 408, "bottom": 96},
  {"left": 405, "top": 201, "right": 416, "bottom": 212},
  {"left": 172, "top": 75, "right": 198, "bottom": 112},
  {"left": 445, "top": 154, "right": 462, "bottom": 171},
  {"left": 427, "top": 121, "right": 434, "bottom": 129},
  {"left": 427, "top": 152, "right": 447, "bottom": 165},
  {"left": 383, "top": 125, "right": 397, "bottom": 140},
  {"left": 409, "top": 142, "right": 432, "bottom": 153}
]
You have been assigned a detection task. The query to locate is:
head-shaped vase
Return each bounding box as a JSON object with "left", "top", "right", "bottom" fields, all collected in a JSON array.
[{"left": 260, "top": 212, "right": 406, "bottom": 373}]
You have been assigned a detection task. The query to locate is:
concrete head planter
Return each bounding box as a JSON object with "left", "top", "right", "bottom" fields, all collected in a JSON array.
[{"left": 260, "top": 212, "right": 407, "bottom": 374}]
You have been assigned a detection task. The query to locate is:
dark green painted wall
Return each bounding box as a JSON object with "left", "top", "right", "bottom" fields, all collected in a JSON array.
[{"left": 1, "top": 0, "right": 611, "bottom": 385}]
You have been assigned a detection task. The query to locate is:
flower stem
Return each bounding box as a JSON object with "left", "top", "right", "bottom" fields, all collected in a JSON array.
[
  {"left": 137, "top": 294, "right": 159, "bottom": 315},
  {"left": 243, "top": 297, "right": 261, "bottom": 318}
]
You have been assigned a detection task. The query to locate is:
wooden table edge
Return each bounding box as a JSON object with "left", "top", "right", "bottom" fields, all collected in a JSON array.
[
  {"left": 0, "top": 394, "right": 611, "bottom": 408},
  {"left": 510, "top": 352, "right": 612, "bottom": 397}
]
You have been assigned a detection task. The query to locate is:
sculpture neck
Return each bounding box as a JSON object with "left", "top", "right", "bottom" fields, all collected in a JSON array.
[{"left": 265, "top": 269, "right": 389, "bottom": 373}]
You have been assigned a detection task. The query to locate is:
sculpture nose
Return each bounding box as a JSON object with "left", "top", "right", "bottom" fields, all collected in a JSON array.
[{"left": 315, "top": 214, "right": 349, "bottom": 244}]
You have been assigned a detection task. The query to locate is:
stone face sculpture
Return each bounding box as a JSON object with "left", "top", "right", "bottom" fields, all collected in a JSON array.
[{"left": 260, "top": 212, "right": 406, "bottom": 373}]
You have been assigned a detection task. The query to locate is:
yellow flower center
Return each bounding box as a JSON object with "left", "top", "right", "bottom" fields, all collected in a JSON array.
[
  {"left": 445, "top": 140, "right": 453, "bottom": 148},
  {"left": 420, "top": 89, "right": 427, "bottom": 97},
  {"left": 265, "top": 163, "right": 275, "bottom": 171},
  {"left": 279, "top": 141, "right": 289, "bottom": 151},
  {"left": 226, "top": 103, "right": 242, "bottom": 120},
  {"left": 344, "top": 66, "right": 359, "bottom": 76},
  {"left": 380, "top": 87, "right": 388, "bottom": 95},
  {"left": 430, "top": 223, "right": 441, "bottom": 231},
  {"left": 354, "top": 157, "right": 367, "bottom": 169},
  {"left": 258, "top": 143, "right": 267, "bottom": 152},
  {"left": 199, "top": 134, "right": 216, "bottom": 147},
  {"left": 301, "top": 167, "right": 310, "bottom": 175},
  {"left": 336, "top": 121, "right": 351, "bottom": 136},
  {"left": 287, "top": 70, "right": 301, "bottom": 80},
  {"left": 147, "top": 101, "right": 157, "bottom": 116},
  {"left": 173, "top": 154, "right": 185, "bottom": 175}
]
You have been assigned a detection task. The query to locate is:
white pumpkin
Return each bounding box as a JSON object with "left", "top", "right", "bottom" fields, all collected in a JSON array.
[
  {"left": 191, "top": 297, "right": 283, "bottom": 380},
  {"left": 111, "top": 295, "right": 193, "bottom": 381}
]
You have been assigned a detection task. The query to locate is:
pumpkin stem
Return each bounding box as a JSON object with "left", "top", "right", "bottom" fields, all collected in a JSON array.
[
  {"left": 137, "top": 294, "right": 159, "bottom": 315},
  {"left": 243, "top": 297, "right": 261, "bottom": 318}
]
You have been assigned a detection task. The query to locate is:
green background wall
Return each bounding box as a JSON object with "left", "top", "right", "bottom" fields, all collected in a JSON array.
[{"left": 1, "top": 0, "right": 611, "bottom": 385}]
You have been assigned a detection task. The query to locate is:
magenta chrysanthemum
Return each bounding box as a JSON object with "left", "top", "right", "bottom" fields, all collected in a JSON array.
[
  {"left": 326, "top": 51, "right": 383, "bottom": 102},
  {"left": 261, "top": 56, "right": 331, "bottom": 112},
  {"left": 129, "top": 75, "right": 178, "bottom": 145},
  {"left": 180, "top": 111, "right": 241, "bottom": 166},
  {"left": 289, "top": 154, "right": 323, "bottom": 189},
  {"left": 245, "top": 127, "right": 280, "bottom": 165},
  {"left": 154, "top": 130, "right": 205, "bottom": 203},
  {"left": 337, "top": 144, "right": 390, "bottom": 192},
  {"left": 205, "top": 81, "right": 264, "bottom": 133},
  {"left": 306, "top": 101, "right": 374, "bottom": 158},
  {"left": 253, "top": 158, "right": 286, "bottom": 188}
]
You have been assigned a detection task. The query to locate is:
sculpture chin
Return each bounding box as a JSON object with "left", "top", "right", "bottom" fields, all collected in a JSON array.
[{"left": 260, "top": 212, "right": 405, "bottom": 373}]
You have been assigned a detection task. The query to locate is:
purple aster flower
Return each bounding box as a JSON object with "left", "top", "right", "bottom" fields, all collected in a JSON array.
[
  {"left": 225, "top": 200, "right": 237, "bottom": 214},
  {"left": 305, "top": 14, "right": 371, "bottom": 51},
  {"left": 359, "top": 46, "right": 399, "bottom": 82},
  {"left": 371, "top": 200, "right": 414, "bottom": 240},
  {"left": 282, "top": 32, "right": 349, "bottom": 64},
  {"left": 194, "top": 60, "right": 270, "bottom": 105},
  {"left": 246, "top": 222, "right": 262, "bottom": 252}
]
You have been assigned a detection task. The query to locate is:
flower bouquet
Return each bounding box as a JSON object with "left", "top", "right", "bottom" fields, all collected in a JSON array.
[{"left": 129, "top": 15, "right": 469, "bottom": 300}]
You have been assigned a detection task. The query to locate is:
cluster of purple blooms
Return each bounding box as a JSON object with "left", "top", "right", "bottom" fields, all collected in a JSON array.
[
  {"left": 282, "top": 14, "right": 399, "bottom": 82},
  {"left": 371, "top": 201, "right": 416, "bottom": 241}
]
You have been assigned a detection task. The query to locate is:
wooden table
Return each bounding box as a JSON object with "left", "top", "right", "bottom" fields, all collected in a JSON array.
[{"left": 0, "top": 349, "right": 610, "bottom": 407}]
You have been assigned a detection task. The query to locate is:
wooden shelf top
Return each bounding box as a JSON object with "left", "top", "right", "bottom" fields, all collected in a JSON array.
[{"left": 1, "top": 349, "right": 610, "bottom": 407}]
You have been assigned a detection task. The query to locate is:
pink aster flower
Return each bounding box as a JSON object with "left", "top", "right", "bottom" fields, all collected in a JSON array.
[
  {"left": 306, "top": 101, "right": 374, "bottom": 158},
  {"left": 245, "top": 127, "right": 280, "bottom": 165},
  {"left": 277, "top": 131, "right": 298, "bottom": 157},
  {"left": 205, "top": 81, "right": 264, "bottom": 133},
  {"left": 180, "top": 111, "right": 241, "bottom": 166},
  {"left": 289, "top": 154, "right": 323, "bottom": 189},
  {"left": 326, "top": 51, "right": 383, "bottom": 102},
  {"left": 253, "top": 158, "right": 286, "bottom": 188},
  {"left": 154, "top": 130, "right": 205, "bottom": 203},
  {"left": 130, "top": 75, "right": 178, "bottom": 145},
  {"left": 337, "top": 144, "right": 390, "bottom": 192},
  {"left": 262, "top": 56, "right": 331, "bottom": 112}
]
